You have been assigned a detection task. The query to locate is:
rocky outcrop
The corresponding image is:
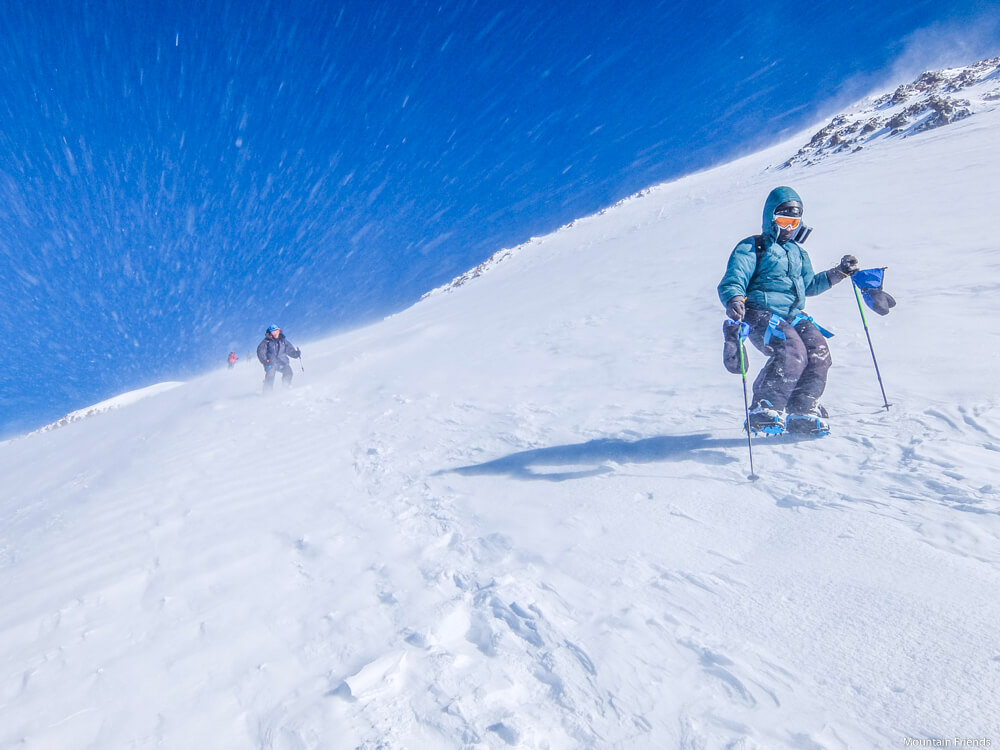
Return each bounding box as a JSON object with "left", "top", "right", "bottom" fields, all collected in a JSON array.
[{"left": 783, "top": 56, "right": 999, "bottom": 168}]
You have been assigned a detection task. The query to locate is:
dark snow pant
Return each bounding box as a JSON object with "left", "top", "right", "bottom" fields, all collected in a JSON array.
[
  {"left": 744, "top": 307, "right": 831, "bottom": 414},
  {"left": 262, "top": 362, "right": 293, "bottom": 391}
]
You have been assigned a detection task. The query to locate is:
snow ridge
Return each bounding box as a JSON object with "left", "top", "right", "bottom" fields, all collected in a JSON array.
[
  {"left": 424, "top": 186, "right": 656, "bottom": 299},
  {"left": 28, "top": 381, "right": 185, "bottom": 435}
]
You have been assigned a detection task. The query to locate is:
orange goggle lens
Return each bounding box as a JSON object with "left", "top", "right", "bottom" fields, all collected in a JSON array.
[{"left": 774, "top": 216, "right": 801, "bottom": 229}]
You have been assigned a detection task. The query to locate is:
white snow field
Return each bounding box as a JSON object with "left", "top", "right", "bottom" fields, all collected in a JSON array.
[{"left": 3, "top": 84, "right": 1000, "bottom": 749}]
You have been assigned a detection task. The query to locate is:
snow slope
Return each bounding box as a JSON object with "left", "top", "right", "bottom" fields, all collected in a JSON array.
[{"left": 2, "top": 80, "right": 1000, "bottom": 749}]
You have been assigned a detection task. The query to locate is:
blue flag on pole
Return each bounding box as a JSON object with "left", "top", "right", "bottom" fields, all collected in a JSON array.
[{"left": 852, "top": 268, "right": 896, "bottom": 316}]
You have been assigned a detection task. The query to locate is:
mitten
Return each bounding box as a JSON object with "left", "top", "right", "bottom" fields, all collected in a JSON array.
[{"left": 722, "top": 320, "right": 750, "bottom": 374}]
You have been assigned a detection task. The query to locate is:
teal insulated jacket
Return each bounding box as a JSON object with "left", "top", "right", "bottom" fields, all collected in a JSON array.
[{"left": 717, "top": 186, "right": 832, "bottom": 319}]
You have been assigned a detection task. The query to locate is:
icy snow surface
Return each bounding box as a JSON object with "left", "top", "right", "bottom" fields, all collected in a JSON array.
[{"left": 2, "top": 101, "right": 1000, "bottom": 749}]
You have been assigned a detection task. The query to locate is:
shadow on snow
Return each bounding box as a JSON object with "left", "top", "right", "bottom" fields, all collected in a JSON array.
[{"left": 444, "top": 433, "right": 749, "bottom": 482}]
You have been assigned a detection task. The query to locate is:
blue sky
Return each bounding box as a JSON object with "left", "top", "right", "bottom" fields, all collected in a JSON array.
[{"left": 2, "top": 0, "right": 999, "bottom": 437}]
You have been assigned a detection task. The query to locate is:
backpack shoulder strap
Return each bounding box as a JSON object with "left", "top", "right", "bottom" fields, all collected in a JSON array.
[{"left": 747, "top": 235, "right": 766, "bottom": 285}]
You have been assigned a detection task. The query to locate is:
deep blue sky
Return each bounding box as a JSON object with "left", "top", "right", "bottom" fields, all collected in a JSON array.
[{"left": 2, "top": 0, "right": 999, "bottom": 436}]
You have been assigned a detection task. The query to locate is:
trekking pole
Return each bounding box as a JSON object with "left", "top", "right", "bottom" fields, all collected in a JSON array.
[
  {"left": 852, "top": 282, "right": 890, "bottom": 410},
  {"left": 727, "top": 320, "right": 758, "bottom": 481},
  {"left": 298, "top": 351, "right": 305, "bottom": 372}
]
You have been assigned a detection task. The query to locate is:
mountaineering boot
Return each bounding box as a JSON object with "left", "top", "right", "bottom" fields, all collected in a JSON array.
[
  {"left": 745, "top": 400, "right": 785, "bottom": 435},
  {"left": 786, "top": 405, "right": 830, "bottom": 436}
]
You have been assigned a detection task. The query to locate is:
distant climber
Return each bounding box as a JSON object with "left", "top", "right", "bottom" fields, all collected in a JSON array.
[
  {"left": 227, "top": 351, "right": 238, "bottom": 369},
  {"left": 256, "top": 325, "right": 301, "bottom": 392}
]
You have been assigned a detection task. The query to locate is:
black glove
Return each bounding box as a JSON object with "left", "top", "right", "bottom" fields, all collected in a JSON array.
[
  {"left": 838, "top": 254, "right": 859, "bottom": 275},
  {"left": 827, "top": 254, "right": 859, "bottom": 285},
  {"left": 725, "top": 296, "right": 745, "bottom": 321}
]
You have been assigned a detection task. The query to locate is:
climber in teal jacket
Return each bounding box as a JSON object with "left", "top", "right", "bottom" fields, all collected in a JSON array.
[{"left": 717, "top": 186, "right": 860, "bottom": 435}]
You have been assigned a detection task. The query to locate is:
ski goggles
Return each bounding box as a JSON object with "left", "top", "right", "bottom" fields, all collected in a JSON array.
[{"left": 774, "top": 215, "right": 802, "bottom": 230}]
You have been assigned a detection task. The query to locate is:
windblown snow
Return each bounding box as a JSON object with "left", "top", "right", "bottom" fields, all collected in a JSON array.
[{"left": 2, "top": 64, "right": 1000, "bottom": 749}]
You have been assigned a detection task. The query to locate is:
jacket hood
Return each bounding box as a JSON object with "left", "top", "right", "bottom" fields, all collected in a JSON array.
[{"left": 761, "top": 186, "right": 802, "bottom": 241}]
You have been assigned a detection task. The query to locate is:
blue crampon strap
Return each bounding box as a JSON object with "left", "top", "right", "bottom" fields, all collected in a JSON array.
[{"left": 764, "top": 313, "right": 834, "bottom": 346}]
